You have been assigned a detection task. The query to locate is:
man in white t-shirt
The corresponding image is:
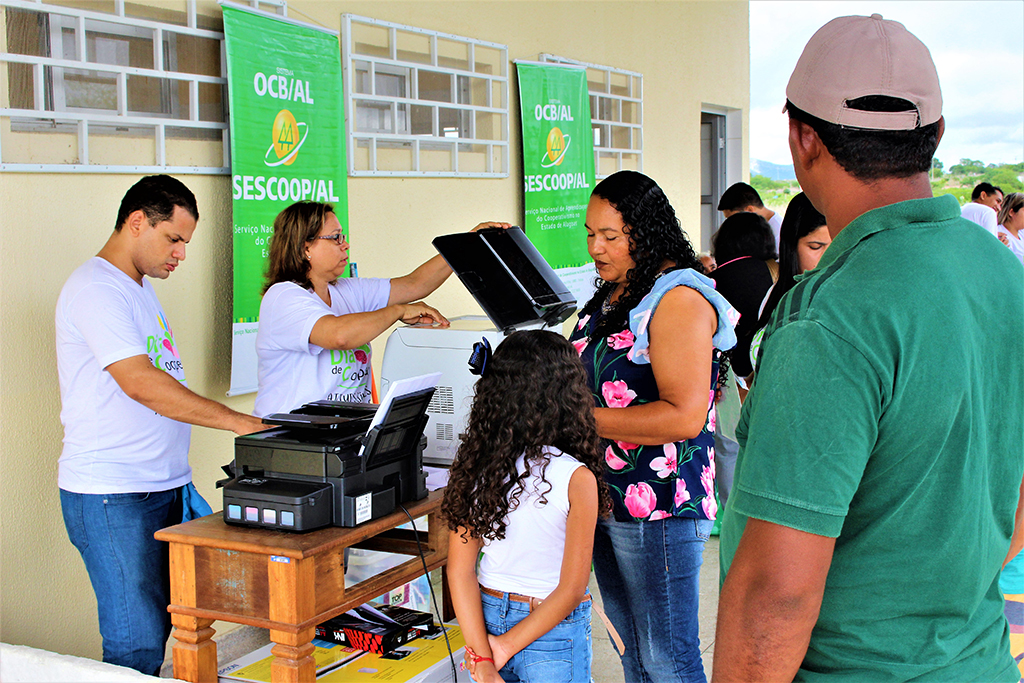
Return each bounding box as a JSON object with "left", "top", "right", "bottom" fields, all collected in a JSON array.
[
  {"left": 56, "top": 175, "right": 265, "bottom": 676},
  {"left": 718, "top": 182, "right": 784, "bottom": 254},
  {"left": 961, "top": 182, "right": 1003, "bottom": 237}
]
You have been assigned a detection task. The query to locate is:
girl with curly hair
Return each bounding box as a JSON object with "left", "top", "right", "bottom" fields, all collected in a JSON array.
[
  {"left": 569, "top": 170, "right": 738, "bottom": 682},
  {"left": 442, "top": 330, "right": 610, "bottom": 683}
]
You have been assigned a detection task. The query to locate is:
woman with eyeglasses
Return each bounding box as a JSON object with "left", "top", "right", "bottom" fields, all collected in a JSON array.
[{"left": 254, "top": 200, "right": 508, "bottom": 417}]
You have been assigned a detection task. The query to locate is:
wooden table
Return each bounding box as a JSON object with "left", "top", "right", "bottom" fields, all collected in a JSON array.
[{"left": 155, "top": 490, "right": 448, "bottom": 683}]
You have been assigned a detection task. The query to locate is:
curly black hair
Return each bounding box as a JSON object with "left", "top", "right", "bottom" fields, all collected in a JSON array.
[
  {"left": 580, "top": 171, "right": 703, "bottom": 341},
  {"left": 442, "top": 330, "right": 610, "bottom": 541}
]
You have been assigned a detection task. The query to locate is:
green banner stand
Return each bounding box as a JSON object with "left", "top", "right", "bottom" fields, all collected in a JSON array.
[
  {"left": 223, "top": 3, "right": 348, "bottom": 395},
  {"left": 516, "top": 61, "right": 596, "bottom": 306}
]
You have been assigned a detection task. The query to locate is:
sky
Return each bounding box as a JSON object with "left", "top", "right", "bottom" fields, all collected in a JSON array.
[{"left": 749, "top": 0, "right": 1024, "bottom": 169}]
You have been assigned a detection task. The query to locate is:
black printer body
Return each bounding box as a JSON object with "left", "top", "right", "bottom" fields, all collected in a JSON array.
[{"left": 221, "top": 391, "right": 430, "bottom": 532}]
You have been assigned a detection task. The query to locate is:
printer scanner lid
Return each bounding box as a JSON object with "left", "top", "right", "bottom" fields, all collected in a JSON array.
[{"left": 432, "top": 226, "right": 576, "bottom": 332}]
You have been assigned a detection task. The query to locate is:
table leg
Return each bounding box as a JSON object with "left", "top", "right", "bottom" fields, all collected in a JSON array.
[
  {"left": 269, "top": 627, "right": 316, "bottom": 683},
  {"left": 441, "top": 564, "right": 455, "bottom": 622},
  {"left": 171, "top": 614, "right": 217, "bottom": 683}
]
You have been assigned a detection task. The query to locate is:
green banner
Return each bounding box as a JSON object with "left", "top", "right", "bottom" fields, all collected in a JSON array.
[
  {"left": 516, "top": 62, "right": 595, "bottom": 304},
  {"left": 223, "top": 4, "right": 347, "bottom": 395}
]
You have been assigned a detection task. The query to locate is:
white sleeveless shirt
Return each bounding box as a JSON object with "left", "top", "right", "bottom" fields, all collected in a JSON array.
[{"left": 477, "top": 446, "right": 584, "bottom": 599}]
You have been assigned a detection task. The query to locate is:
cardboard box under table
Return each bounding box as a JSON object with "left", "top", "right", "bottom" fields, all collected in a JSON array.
[{"left": 218, "top": 625, "right": 470, "bottom": 683}]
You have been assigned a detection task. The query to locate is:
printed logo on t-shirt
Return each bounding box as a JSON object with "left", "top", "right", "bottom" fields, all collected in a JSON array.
[
  {"left": 326, "top": 344, "right": 371, "bottom": 402},
  {"left": 147, "top": 312, "right": 184, "bottom": 380}
]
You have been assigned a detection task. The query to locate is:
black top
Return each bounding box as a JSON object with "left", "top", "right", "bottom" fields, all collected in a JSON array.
[{"left": 711, "top": 258, "right": 774, "bottom": 378}]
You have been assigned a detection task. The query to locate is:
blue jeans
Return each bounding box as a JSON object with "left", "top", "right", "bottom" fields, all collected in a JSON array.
[
  {"left": 592, "top": 516, "right": 712, "bottom": 683},
  {"left": 480, "top": 589, "right": 592, "bottom": 682},
  {"left": 60, "top": 487, "right": 183, "bottom": 676}
]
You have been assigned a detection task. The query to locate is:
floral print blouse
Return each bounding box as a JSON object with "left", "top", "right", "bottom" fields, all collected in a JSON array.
[{"left": 569, "top": 268, "right": 738, "bottom": 523}]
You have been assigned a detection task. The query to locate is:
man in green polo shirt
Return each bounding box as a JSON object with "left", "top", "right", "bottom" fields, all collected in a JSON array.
[{"left": 714, "top": 14, "right": 1024, "bottom": 682}]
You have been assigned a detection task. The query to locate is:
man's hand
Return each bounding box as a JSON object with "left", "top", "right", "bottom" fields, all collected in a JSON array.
[{"left": 234, "top": 414, "right": 269, "bottom": 435}]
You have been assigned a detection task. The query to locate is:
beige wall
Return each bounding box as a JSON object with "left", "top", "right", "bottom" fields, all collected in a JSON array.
[{"left": 0, "top": 0, "right": 748, "bottom": 659}]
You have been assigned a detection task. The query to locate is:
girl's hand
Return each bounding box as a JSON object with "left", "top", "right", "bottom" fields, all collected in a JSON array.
[
  {"left": 471, "top": 661, "right": 505, "bottom": 683},
  {"left": 487, "top": 633, "right": 513, "bottom": 671},
  {"left": 466, "top": 645, "right": 505, "bottom": 683}
]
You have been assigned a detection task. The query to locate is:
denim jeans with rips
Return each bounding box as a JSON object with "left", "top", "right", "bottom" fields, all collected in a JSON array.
[
  {"left": 592, "top": 515, "right": 712, "bottom": 683},
  {"left": 60, "top": 487, "right": 183, "bottom": 676},
  {"left": 481, "top": 588, "right": 592, "bottom": 682}
]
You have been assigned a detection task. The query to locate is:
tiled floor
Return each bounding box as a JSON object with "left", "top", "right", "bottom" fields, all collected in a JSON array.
[{"left": 590, "top": 537, "right": 720, "bottom": 682}]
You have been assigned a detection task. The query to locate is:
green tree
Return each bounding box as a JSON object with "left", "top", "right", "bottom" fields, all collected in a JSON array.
[
  {"left": 750, "top": 174, "right": 785, "bottom": 192},
  {"left": 949, "top": 158, "right": 985, "bottom": 175},
  {"left": 982, "top": 167, "right": 1024, "bottom": 193}
]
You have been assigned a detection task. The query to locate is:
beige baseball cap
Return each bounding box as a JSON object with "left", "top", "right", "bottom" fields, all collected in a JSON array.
[{"left": 786, "top": 14, "right": 942, "bottom": 131}]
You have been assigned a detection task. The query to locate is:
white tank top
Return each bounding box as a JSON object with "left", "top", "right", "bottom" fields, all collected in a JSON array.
[{"left": 476, "top": 446, "right": 584, "bottom": 599}]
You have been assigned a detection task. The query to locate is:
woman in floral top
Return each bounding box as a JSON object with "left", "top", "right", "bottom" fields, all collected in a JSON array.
[{"left": 569, "top": 171, "right": 737, "bottom": 683}]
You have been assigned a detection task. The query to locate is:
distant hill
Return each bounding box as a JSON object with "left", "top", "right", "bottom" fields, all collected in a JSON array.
[{"left": 751, "top": 159, "right": 796, "bottom": 181}]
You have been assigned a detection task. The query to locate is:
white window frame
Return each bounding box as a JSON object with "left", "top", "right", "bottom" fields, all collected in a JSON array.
[
  {"left": 0, "top": 0, "right": 284, "bottom": 173},
  {"left": 540, "top": 53, "right": 642, "bottom": 179},
  {"left": 342, "top": 14, "right": 509, "bottom": 178}
]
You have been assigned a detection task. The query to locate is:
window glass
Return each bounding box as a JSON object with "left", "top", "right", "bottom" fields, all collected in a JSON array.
[
  {"left": 342, "top": 15, "right": 508, "bottom": 177},
  {"left": 541, "top": 54, "right": 642, "bottom": 179}
]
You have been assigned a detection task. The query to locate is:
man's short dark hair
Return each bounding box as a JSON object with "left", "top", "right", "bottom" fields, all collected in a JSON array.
[
  {"left": 972, "top": 182, "right": 1003, "bottom": 201},
  {"left": 786, "top": 96, "right": 941, "bottom": 182},
  {"left": 114, "top": 175, "right": 199, "bottom": 231},
  {"left": 718, "top": 182, "right": 764, "bottom": 212}
]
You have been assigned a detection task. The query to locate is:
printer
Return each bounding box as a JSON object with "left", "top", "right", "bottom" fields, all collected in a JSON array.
[
  {"left": 221, "top": 388, "right": 431, "bottom": 532},
  {"left": 380, "top": 226, "right": 577, "bottom": 466}
]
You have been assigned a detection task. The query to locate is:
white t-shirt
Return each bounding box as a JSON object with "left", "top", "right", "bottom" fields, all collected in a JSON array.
[
  {"left": 56, "top": 257, "right": 191, "bottom": 494},
  {"left": 997, "top": 226, "right": 1024, "bottom": 265},
  {"left": 477, "top": 447, "right": 585, "bottom": 599},
  {"left": 767, "top": 211, "right": 783, "bottom": 254},
  {"left": 254, "top": 278, "right": 391, "bottom": 416},
  {"left": 961, "top": 202, "right": 999, "bottom": 237}
]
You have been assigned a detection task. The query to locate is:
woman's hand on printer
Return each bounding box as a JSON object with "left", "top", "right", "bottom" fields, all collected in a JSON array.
[{"left": 397, "top": 301, "right": 450, "bottom": 327}]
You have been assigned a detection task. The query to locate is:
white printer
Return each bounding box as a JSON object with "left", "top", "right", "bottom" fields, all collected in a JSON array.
[{"left": 380, "top": 226, "right": 578, "bottom": 465}]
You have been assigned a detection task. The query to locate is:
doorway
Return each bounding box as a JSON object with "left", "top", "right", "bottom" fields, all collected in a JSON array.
[{"left": 700, "top": 112, "right": 726, "bottom": 253}]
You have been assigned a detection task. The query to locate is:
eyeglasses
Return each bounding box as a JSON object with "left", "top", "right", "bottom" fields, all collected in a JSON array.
[{"left": 315, "top": 233, "right": 347, "bottom": 246}]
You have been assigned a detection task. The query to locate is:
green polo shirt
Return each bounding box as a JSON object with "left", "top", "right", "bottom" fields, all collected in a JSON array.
[{"left": 720, "top": 195, "right": 1024, "bottom": 681}]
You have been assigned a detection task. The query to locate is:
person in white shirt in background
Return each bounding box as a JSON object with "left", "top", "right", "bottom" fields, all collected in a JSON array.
[
  {"left": 997, "top": 192, "right": 1024, "bottom": 264},
  {"left": 718, "top": 182, "right": 784, "bottom": 253},
  {"left": 961, "top": 182, "right": 1004, "bottom": 237}
]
